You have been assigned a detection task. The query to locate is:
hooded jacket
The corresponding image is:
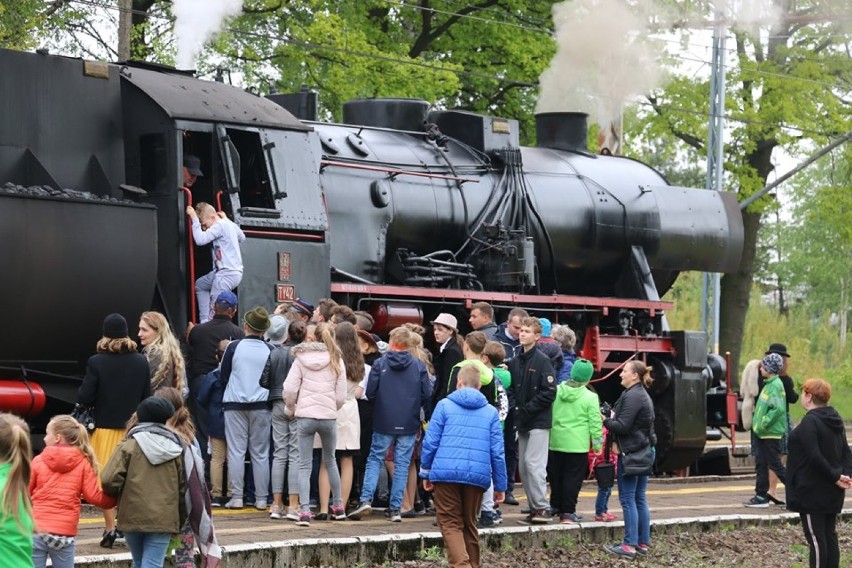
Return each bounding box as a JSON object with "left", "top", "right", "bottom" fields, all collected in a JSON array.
[
  {"left": 367, "top": 350, "right": 432, "bottom": 435},
  {"left": 752, "top": 375, "right": 786, "bottom": 439},
  {"left": 420, "top": 388, "right": 508, "bottom": 491},
  {"left": 100, "top": 423, "right": 186, "bottom": 533},
  {"left": 220, "top": 336, "right": 272, "bottom": 410},
  {"left": 30, "top": 445, "right": 116, "bottom": 536},
  {"left": 283, "top": 342, "right": 346, "bottom": 419},
  {"left": 496, "top": 323, "right": 521, "bottom": 362},
  {"left": 550, "top": 383, "right": 604, "bottom": 454},
  {"left": 556, "top": 350, "right": 577, "bottom": 385},
  {"left": 262, "top": 344, "right": 295, "bottom": 402},
  {"left": 537, "top": 338, "right": 564, "bottom": 372},
  {"left": 786, "top": 406, "right": 852, "bottom": 514},
  {"left": 197, "top": 368, "right": 226, "bottom": 439}
]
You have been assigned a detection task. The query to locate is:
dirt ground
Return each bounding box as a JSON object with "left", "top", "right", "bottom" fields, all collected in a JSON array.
[{"left": 373, "top": 520, "right": 852, "bottom": 567}]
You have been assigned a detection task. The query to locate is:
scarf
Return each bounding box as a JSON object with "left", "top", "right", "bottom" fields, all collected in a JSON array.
[{"left": 183, "top": 443, "right": 222, "bottom": 567}]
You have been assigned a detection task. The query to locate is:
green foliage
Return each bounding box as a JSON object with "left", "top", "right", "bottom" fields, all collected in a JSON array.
[
  {"left": 0, "top": 0, "right": 52, "bottom": 50},
  {"left": 419, "top": 545, "right": 443, "bottom": 561}
]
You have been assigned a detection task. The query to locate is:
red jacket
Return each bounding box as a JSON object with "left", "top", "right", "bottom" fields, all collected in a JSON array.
[{"left": 29, "top": 445, "right": 116, "bottom": 536}]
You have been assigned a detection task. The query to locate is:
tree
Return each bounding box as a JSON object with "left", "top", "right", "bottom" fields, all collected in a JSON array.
[{"left": 637, "top": 0, "right": 851, "bottom": 373}]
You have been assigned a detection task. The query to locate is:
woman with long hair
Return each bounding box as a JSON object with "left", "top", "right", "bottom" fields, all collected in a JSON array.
[
  {"left": 78, "top": 313, "right": 151, "bottom": 548},
  {"left": 284, "top": 323, "right": 347, "bottom": 527},
  {"left": 316, "top": 322, "right": 363, "bottom": 518},
  {"left": 603, "top": 360, "right": 655, "bottom": 560},
  {"left": 138, "top": 311, "right": 186, "bottom": 393}
]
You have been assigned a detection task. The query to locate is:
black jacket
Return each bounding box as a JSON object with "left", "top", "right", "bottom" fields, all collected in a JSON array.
[
  {"left": 787, "top": 406, "right": 852, "bottom": 514},
  {"left": 78, "top": 352, "right": 152, "bottom": 429},
  {"left": 605, "top": 383, "right": 656, "bottom": 455},
  {"left": 186, "top": 315, "right": 244, "bottom": 377},
  {"left": 508, "top": 346, "right": 556, "bottom": 432},
  {"left": 432, "top": 338, "right": 464, "bottom": 405},
  {"left": 260, "top": 344, "right": 294, "bottom": 402}
]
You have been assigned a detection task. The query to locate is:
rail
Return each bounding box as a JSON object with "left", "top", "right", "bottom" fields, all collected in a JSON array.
[
  {"left": 320, "top": 160, "right": 480, "bottom": 183},
  {"left": 181, "top": 187, "right": 197, "bottom": 324}
]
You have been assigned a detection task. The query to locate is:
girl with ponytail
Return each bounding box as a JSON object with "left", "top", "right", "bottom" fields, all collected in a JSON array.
[
  {"left": 29, "top": 415, "right": 116, "bottom": 568},
  {"left": 0, "top": 412, "right": 34, "bottom": 566}
]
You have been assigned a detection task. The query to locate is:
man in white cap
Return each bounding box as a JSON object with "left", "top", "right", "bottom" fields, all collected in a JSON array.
[{"left": 430, "top": 313, "right": 464, "bottom": 406}]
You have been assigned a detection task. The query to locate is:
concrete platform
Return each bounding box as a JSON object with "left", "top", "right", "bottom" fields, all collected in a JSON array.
[{"left": 71, "top": 476, "right": 852, "bottom": 567}]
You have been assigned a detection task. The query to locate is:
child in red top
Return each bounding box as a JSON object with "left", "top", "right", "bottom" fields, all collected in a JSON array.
[{"left": 29, "top": 415, "right": 116, "bottom": 568}]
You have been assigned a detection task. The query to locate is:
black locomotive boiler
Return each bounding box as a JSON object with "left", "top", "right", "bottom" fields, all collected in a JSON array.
[{"left": 0, "top": 48, "right": 743, "bottom": 470}]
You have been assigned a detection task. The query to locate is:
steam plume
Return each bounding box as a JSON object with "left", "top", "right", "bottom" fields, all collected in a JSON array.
[{"left": 174, "top": 0, "right": 243, "bottom": 70}]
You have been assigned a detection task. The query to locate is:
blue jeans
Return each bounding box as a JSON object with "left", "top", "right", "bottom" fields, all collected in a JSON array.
[
  {"left": 595, "top": 485, "right": 612, "bottom": 516},
  {"left": 32, "top": 535, "right": 75, "bottom": 568},
  {"left": 359, "top": 432, "right": 416, "bottom": 510},
  {"left": 617, "top": 461, "right": 650, "bottom": 547},
  {"left": 124, "top": 531, "right": 172, "bottom": 568}
]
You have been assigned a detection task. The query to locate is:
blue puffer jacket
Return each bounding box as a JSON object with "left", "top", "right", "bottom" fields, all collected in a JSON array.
[{"left": 420, "top": 388, "right": 508, "bottom": 491}]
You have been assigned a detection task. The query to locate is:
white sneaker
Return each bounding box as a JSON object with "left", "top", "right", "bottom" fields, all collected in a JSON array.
[
  {"left": 224, "top": 498, "right": 243, "bottom": 509},
  {"left": 269, "top": 505, "right": 284, "bottom": 519},
  {"left": 255, "top": 500, "right": 268, "bottom": 511},
  {"left": 286, "top": 507, "right": 300, "bottom": 521}
]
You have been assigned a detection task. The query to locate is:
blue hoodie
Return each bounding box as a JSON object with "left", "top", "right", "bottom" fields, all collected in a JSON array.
[
  {"left": 420, "top": 388, "right": 508, "bottom": 491},
  {"left": 366, "top": 350, "right": 432, "bottom": 435}
]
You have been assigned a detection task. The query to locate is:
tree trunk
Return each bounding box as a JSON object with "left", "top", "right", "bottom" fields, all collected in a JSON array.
[
  {"left": 841, "top": 277, "right": 847, "bottom": 353},
  {"left": 117, "top": 0, "right": 132, "bottom": 61},
  {"left": 720, "top": 209, "right": 762, "bottom": 387}
]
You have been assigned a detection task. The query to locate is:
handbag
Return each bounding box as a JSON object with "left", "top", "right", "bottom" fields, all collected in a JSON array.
[
  {"left": 594, "top": 431, "right": 616, "bottom": 488},
  {"left": 71, "top": 403, "right": 96, "bottom": 433},
  {"left": 621, "top": 444, "right": 655, "bottom": 476}
]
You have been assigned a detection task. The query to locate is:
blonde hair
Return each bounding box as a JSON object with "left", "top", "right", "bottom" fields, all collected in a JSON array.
[
  {"left": 195, "top": 202, "right": 217, "bottom": 218},
  {"left": 140, "top": 311, "right": 186, "bottom": 392},
  {"left": 47, "top": 415, "right": 99, "bottom": 471},
  {"left": 155, "top": 387, "right": 195, "bottom": 445},
  {"left": 317, "top": 323, "right": 343, "bottom": 377},
  {"left": 0, "top": 413, "right": 32, "bottom": 530},
  {"left": 407, "top": 334, "right": 435, "bottom": 375},
  {"left": 96, "top": 336, "right": 138, "bottom": 353},
  {"left": 389, "top": 326, "right": 418, "bottom": 349}
]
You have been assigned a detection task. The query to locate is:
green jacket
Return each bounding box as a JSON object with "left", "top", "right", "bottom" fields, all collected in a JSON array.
[
  {"left": 0, "top": 463, "right": 34, "bottom": 568},
  {"left": 752, "top": 375, "right": 787, "bottom": 439},
  {"left": 550, "top": 382, "right": 604, "bottom": 453}
]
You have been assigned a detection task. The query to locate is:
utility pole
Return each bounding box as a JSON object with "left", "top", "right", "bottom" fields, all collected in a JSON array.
[
  {"left": 117, "top": 0, "right": 132, "bottom": 61},
  {"left": 700, "top": 11, "right": 727, "bottom": 354}
]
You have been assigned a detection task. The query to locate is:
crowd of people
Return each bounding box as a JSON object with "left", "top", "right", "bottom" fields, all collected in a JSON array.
[{"left": 0, "top": 285, "right": 849, "bottom": 567}]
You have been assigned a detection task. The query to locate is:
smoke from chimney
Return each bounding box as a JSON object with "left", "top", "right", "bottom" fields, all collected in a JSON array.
[{"left": 174, "top": 0, "right": 242, "bottom": 70}]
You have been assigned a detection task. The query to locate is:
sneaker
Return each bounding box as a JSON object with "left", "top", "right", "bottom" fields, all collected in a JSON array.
[
  {"left": 520, "top": 506, "right": 531, "bottom": 514},
  {"left": 636, "top": 544, "right": 649, "bottom": 556},
  {"left": 255, "top": 500, "right": 268, "bottom": 511},
  {"left": 401, "top": 509, "right": 418, "bottom": 519},
  {"left": 388, "top": 509, "right": 402, "bottom": 522},
  {"left": 595, "top": 512, "right": 617, "bottom": 522},
  {"left": 330, "top": 505, "right": 347, "bottom": 520},
  {"left": 314, "top": 513, "right": 329, "bottom": 521},
  {"left": 503, "top": 493, "right": 519, "bottom": 506},
  {"left": 348, "top": 501, "right": 373, "bottom": 520},
  {"left": 211, "top": 497, "right": 226, "bottom": 508},
  {"left": 295, "top": 511, "right": 313, "bottom": 527},
  {"left": 477, "top": 512, "right": 496, "bottom": 528},
  {"left": 560, "top": 513, "right": 583, "bottom": 523},
  {"left": 518, "top": 509, "right": 550, "bottom": 525},
  {"left": 286, "top": 507, "right": 300, "bottom": 521},
  {"left": 743, "top": 495, "right": 770, "bottom": 508},
  {"left": 604, "top": 543, "right": 637, "bottom": 559},
  {"left": 224, "top": 498, "right": 244, "bottom": 509},
  {"left": 269, "top": 505, "right": 285, "bottom": 519}
]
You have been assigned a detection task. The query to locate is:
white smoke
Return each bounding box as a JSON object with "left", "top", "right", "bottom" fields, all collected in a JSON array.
[
  {"left": 536, "top": 0, "right": 663, "bottom": 136},
  {"left": 173, "top": 0, "right": 243, "bottom": 70}
]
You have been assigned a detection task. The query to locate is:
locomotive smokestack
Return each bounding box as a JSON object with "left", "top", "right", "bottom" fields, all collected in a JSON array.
[{"left": 535, "top": 112, "right": 589, "bottom": 153}]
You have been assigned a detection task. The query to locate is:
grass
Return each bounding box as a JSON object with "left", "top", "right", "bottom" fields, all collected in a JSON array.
[{"left": 789, "top": 385, "right": 852, "bottom": 422}]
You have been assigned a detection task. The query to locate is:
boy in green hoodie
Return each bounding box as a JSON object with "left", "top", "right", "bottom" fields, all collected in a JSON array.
[
  {"left": 744, "top": 353, "right": 788, "bottom": 508},
  {"left": 548, "top": 359, "right": 603, "bottom": 523}
]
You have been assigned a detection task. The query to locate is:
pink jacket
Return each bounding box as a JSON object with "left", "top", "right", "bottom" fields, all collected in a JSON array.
[{"left": 283, "top": 342, "right": 346, "bottom": 419}]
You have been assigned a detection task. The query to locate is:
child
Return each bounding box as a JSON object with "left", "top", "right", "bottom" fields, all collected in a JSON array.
[
  {"left": 590, "top": 412, "right": 618, "bottom": 522},
  {"left": 420, "top": 365, "right": 507, "bottom": 567},
  {"left": 0, "top": 412, "right": 35, "bottom": 566},
  {"left": 548, "top": 359, "right": 603, "bottom": 523},
  {"left": 197, "top": 340, "right": 230, "bottom": 507},
  {"left": 30, "top": 415, "right": 116, "bottom": 568},
  {"left": 101, "top": 397, "right": 186, "bottom": 568}
]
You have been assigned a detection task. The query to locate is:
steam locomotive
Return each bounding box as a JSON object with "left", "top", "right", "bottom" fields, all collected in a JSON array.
[{"left": 0, "top": 48, "right": 743, "bottom": 469}]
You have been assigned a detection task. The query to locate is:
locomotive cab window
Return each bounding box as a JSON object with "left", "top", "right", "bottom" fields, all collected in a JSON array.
[{"left": 218, "top": 126, "right": 278, "bottom": 211}]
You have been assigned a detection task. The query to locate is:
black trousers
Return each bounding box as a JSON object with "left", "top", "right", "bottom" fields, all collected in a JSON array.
[
  {"left": 504, "top": 413, "right": 518, "bottom": 493},
  {"left": 801, "top": 512, "right": 839, "bottom": 568},
  {"left": 754, "top": 437, "right": 786, "bottom": 496},
  {"left": 548, "top": 451, "right": 588, "bottom": 515}
]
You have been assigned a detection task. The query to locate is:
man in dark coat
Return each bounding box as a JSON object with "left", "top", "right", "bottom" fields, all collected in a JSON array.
[{"left": 468, "top": 302, "right": 499, "bottom": 340}]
